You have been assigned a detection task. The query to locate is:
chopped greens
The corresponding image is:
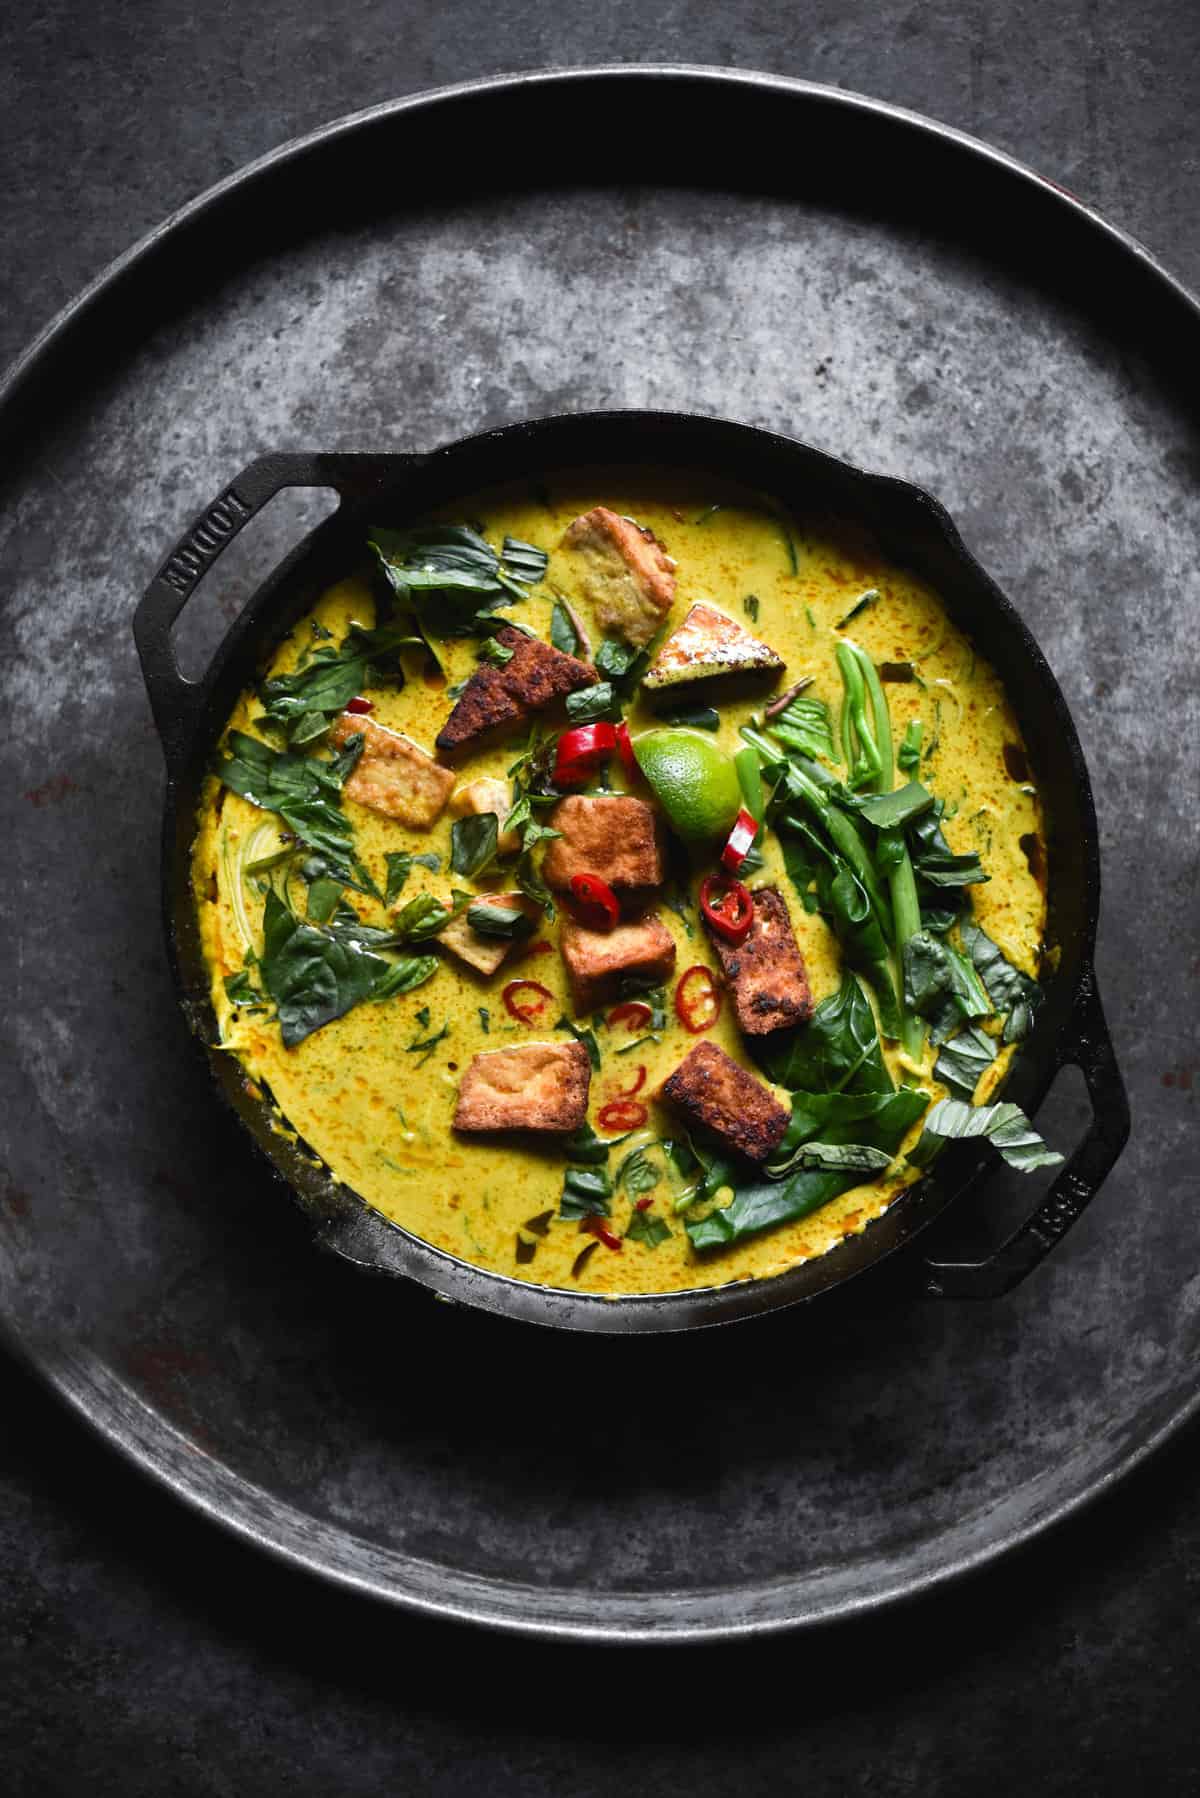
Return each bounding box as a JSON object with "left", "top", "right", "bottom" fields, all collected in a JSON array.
[{"left": 559, "top": 1166, "right": 613, "bottom": 1219}]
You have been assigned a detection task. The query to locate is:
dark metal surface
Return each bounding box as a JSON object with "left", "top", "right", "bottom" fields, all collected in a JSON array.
[
  {"left": 134, "top": 419, "right": 1125, "bottom": 1329},
  {"left": 1, "top": 68, "right": 1195, "bottom": 1641}
]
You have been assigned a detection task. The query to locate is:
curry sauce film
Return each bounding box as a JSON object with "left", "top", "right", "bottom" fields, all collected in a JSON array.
[{"left": 191, "top": 475, "right": 1048, "bottom": 1296}]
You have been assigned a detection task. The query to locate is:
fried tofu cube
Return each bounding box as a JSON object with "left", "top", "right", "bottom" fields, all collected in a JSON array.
[
  {"left": 562, "top": 506, "right": 676, "bottom": 647},
  {"left": 542, "top": 795, "right": 664, "bottom": 894},
  {"left": 707, "top": 887, "right": 813, "bottom": 1036},
  {"left": 329, "top": 712, "right": 453, "bottom": 829},
  {"left": 660, "top": 1040, "right": 790, "bottom": 1164},
  {"left": 437, "top": 893, "right": 542, "bottom": 976},
  {"left": 450, "top": 777, "right": 520, "bottom": 855},
  {"left": 559, "top": 912, "right": 677, "bottom": 1015},
  {"left": 642, "top": 601, "right": 785, "bottom": 689},
  {"left": 454, "top": 1041, "right": 591, "bottom": 1134},
  {"left": 435, "top": 627, "right": 595, "bottom": 752}
]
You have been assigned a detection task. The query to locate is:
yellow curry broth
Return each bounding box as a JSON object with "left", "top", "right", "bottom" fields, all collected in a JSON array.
[{"left": 192, "top": 477, "right": 1046, "bottom": 1295}]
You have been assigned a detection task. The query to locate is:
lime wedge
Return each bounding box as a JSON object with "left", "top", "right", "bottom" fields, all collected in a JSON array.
[{"left": 633, "top": 729, "right": 742, "bottom": 843}]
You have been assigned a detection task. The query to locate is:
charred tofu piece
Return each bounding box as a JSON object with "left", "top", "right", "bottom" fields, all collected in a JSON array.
[
  {"left": 450, "top": 776, "right": 520, "bottom": 854},
  {"left": 435, "top": 627, "right": 595, "bottom": 752},
  {"left": 330, "top": 713, "right": 453, "bottom": 829},
  {"left": 660, "top": 1041, "right": 790, "bottom": 1164},
  {"left": 454, "top": 1041, "right": 591, "bottom": 1134},
  {"left": 438, "top": 892, "right": 542, "bottom": 976},
  {"left": 642, "top": 601, "right": 784, "bottom": 690},
  {"left": 706, "top": 887, "right": 813, "bottom": 1036},
  {"left": 542, "top": 795, "right": 664, "bottom": 895},
  {"left": 559, "top": 912, "right": 677, "bottom": 1015},
  {"left": 562, "top": 506, "right": 675, "bottom": 647}
]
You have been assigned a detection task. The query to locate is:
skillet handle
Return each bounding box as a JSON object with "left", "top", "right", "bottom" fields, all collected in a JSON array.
[
  {"left": 923, "top": 966, "right": 1129, "bottom": 1298},
  {"left": 132, "top": 451, "right": 412, "bottom": 766}
]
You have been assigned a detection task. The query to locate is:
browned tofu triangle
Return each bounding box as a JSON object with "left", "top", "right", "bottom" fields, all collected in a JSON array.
[
  {"left": 642, "top": 601, "right": 784, "bottom": 690},
  {"left": 435, "top": 626, "right": 595, "bottom": 752}
]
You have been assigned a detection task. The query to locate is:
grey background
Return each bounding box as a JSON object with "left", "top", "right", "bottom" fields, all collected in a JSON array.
[{"left": 2, "top": 4, "right": 1198, "bottom": 1794}]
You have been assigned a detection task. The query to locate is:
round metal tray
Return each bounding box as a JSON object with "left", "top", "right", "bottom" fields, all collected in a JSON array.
[{"left": 1, "top": 67, "right": 1195, "bottom": 1643}]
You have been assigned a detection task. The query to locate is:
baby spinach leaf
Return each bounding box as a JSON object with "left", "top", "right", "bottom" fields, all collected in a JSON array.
[
  {"left": 934, "top": 1023, "right": 998, "bottom": 1099},
  {"left": 903, "top": 931, "right": 991, "bottom": 1043},
  {"left": 922, "top": 1098, "right": 1062, "bottom": 1173},
  {"left": 260, "top": 891, "right": 386, "bottom": 1049},
  {"left": 959, "top": 922, "right": 1044, "bottom": 1042},
  {"left": 369, "top": 524, "right": 547, "bottom": 637},
  {"left": 906, "top": 803, "right": 988, "bottom": 891},
  {"left": 756, "top": 973, "right": 891, "bottom": 1094},
  {"left": 853, "top": 780, "right": 935, "bottom": 830},
  {"left": 826, "top": 864, "right": 901, "bottom": 1039},
  {"left": 687, "top": 1087, "right": 927, "bottom": 1251}
]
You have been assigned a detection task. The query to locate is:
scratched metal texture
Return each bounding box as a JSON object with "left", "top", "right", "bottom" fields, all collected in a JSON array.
[{"left": 0, "top": 72, "right": 1197, "bottom": 1640}]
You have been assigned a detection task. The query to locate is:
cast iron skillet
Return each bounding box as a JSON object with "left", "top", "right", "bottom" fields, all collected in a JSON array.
[{"left": 132, "top": 410, "right": 1129, "bottom": 1332}]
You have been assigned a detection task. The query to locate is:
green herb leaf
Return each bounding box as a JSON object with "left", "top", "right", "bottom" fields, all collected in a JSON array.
[
  {"left": 372, "top": 955, "right": 439, "bottom": 1001},
  {"left": 466, "top": 898, "right": 536, "bottom": 941},
  {"left": 835, "top": 588, "right": 879, "bottom": 630},
  {"left": 853, "top": 779, "right": 935, "bottom": 830},
  {"left": 654, "top": 703, "right": 721, "bottom": 731},
  {"left": 476, "top": 637, "right": 515, "bottom": 667},
  {"left": 934, "top": 1023, "right": 998, "bottom": 1099},
  {"left": 561, "top": 1122, "right": 615, "bottom": 1164},
  {"left": 260, "top": 890, "right": 387, "bottom": 1048},
  {"left": 305, "top": 876, "right": 343, "bottom": 924},
  {"left": 688, "top": 1087, "right": 927, "bottom": 1250},
  {"left": 559, "top": 1166, "right": 613, "bottom": 1219},
  {"left": 625, "top": 1208, "right": 672, "bottom": 1247},
  {"left": 743, "top": 594, "right": 760, "bottom": 622},
  {"left": 478, "top": 1006, "right": 490, "bottom": 1033},
  {"left": 565, "top": 681, "right": 617, "bottom": 723},
  {"left": 615, "top": 1146, "right": 663, "bottom": 1198},
  {"left": 550, "top": 600, "right": 582, "bottom": 656},
  {"left": 766, "top": 694, "right": 837, "bottom": 763},
  {"left": 756, "top": 972, "right": 892, "bottom": 1094},
  {"left": 223, "top": 970, "right": 265, "bottom": 1011},
  {"left": 959, "top": 922, "right": 1044, "bottom": 1042},
  {"left": 922, "top": 1097, "right": 1062, "bottom": 1173},
  {"left": 554, "top": 1015, "right": 601, "bottom": 1070},
  {"left": 406, "top": 1018, "right": 451, "bottom": 1065},
  {"left": 216, "top": 730, "right": 361, "bottom": 881},
  {"left": 450, "top": 812, "right": 500, "bottom": 879},
  {"left": 903, "top": 931, "right": 992, "bottom": 1044}
]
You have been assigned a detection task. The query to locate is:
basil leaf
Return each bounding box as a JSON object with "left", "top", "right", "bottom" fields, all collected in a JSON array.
[
  {"left": 615, "top": 1146, "right": 663, "bottom": 1197},
  {"left": 565, "top": 681, "right": 617, "bottom": 723},
  {"left": 561, "top": 1122, "right": 614, "bottom": 1165},
  {"left": 922, "top": 1097, "right": 1062, "bottom": 1173},
  {"left": 372, "top": 955, "right": 439, "bottom": 1001},
  {"left": 223, "top": 970, "right": 265, "bottom": 1011},
  {"left": 450, "top": 812, "right": 500, "bottom": 878},
  {"left": 217, "top": 730, "right": 359, "bottom": 881},
  {"left": 787, "top": 1141, "right": 893, "bottom": 1174},
  {"left": 550, "top": 600, "right": 582, "bottom": 656},
  {"left": 466, "top": 899, "right": 536, "bottom": 941},
  {"left": 625, "top": 1208, "right": 672, "bottom": 1247},
  {"left": 554, "top": 1015, "right": 601, "bottom": 1070},
  {"left": 767, "top": 696, "right": 836, "bottom": 762},
  {"left": 559, "top": 1166, "right": 613, "bottom": 1219},
  {"left": 654, "top": 703, "right": 720, "bottom": 730},
  {"left": 305, "top": 876, "right": 343, "bottom": 924}
]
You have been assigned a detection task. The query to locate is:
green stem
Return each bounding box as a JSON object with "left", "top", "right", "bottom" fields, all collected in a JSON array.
[
  {"left": 854, "top": 644, "right": 894, "bottom": 795},
  {"left": 836, "top": 641, "right": 883, "bottom": 788}
]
